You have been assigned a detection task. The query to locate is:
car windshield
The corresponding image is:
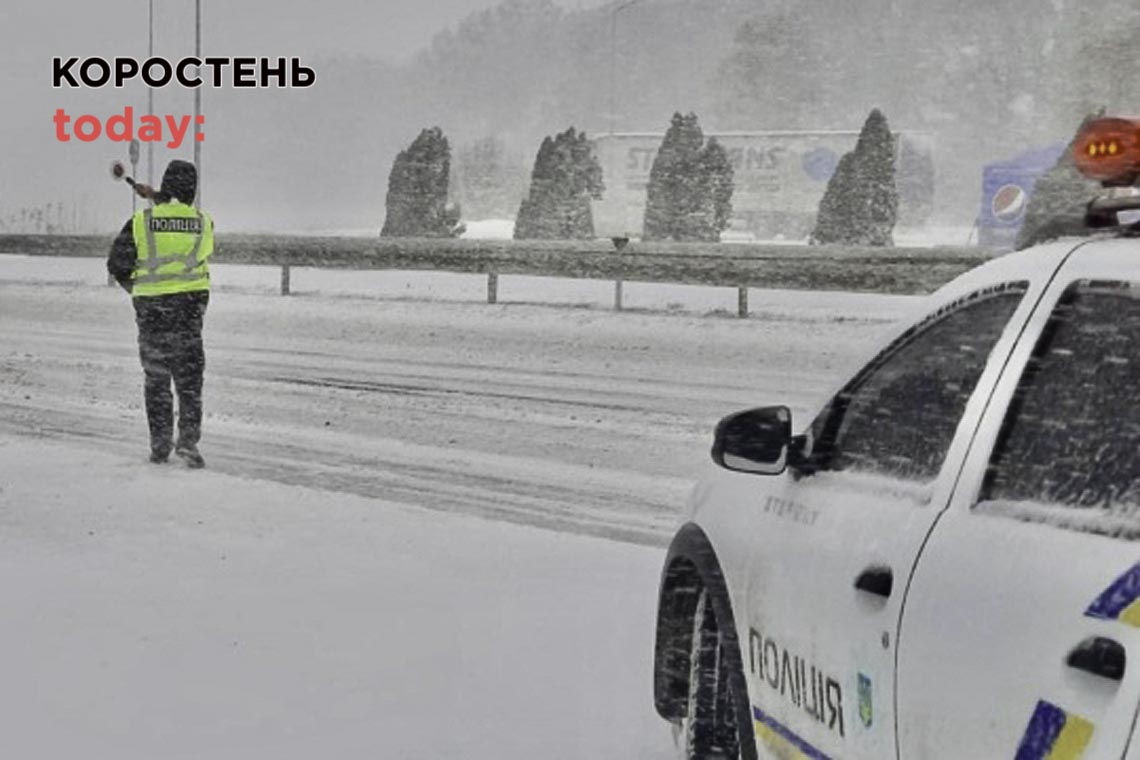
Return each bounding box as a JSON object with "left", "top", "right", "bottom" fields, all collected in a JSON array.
[{"left": 807, "top": 284, "right": 1027, "bottom": 482}]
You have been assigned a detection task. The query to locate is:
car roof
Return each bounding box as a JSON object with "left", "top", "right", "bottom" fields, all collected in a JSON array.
[
  {"left": 795, "top": 234, "right": 1138, "bottom": 426},
  {"left": 937, "top": 238, "right": 1077, "bottom": 302},
  {"left": 931, "top": 232, "right": 1140, "bottom": 307}
]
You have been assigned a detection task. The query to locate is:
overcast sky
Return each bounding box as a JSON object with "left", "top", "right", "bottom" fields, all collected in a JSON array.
[
  {"left": 7, "top": 0, "right": 607, "bottom": 69},
  {"left": 0, "top": 0, "right": 611, "bottom": 230}
]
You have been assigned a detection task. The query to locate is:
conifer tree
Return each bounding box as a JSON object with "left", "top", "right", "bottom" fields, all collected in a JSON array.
[
  {"left": 515, "top": 136, "right": 558, "bottom": 239},
  {"left": 1015, "top": 111, "right": 1104, "bottom": 250},
  {"left": 381, "top": 127, "right": 464, "bottom": 238},
  {"left": 644, "top": 112, "right": 734, "bottom": 242},
  {"left": 810, "top": 152, "right": 859, "bottom": 245},
  {"left": 811, "top": 108, "right": 898, "bottom": 246},
  {"left": 514, "top": 127, "right": 604, "bottom": 240},
  {"left": 701, "top": 138, "right": 735, "bottom": 240},
  {"left": 857, "top": 108, "right": 899, "bottom": 246}
]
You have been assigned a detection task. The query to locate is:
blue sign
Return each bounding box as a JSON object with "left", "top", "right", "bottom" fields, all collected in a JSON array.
[
  {"left": 978, "top": 143, "right": 1065, "bottom": 248},
  {"left": 802, "top": 147, "right": 840, "bottom": 183}
]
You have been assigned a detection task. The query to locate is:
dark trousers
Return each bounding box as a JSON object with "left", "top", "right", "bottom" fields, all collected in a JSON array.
[{"left": 133, "top": 291, "right": 209, "bottom": 452}]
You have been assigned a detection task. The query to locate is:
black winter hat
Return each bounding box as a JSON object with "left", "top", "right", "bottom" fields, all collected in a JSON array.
[{"left": 159, "top": 160, "right": 197, "bottom": 204}]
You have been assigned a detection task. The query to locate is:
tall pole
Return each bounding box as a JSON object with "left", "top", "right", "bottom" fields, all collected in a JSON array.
[
  {"left": 147, "top": 0, "right": 154, "bottom": 190},
  {"left": 608, "top": 0, "right": 642, "bottom": 135},
  {"left": 194, "top": 0, "right": 202, "bottom": 206},
  {"left": 608, "top": 10, "right": 617, "bottom": 135}
]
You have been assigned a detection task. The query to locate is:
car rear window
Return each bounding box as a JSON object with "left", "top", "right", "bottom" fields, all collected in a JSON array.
[{"left": 978, "top": 280, "right": 1140, "bottom": 538}]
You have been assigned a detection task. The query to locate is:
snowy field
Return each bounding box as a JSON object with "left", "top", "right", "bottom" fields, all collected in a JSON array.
[
  {"left": 0, "top": 438, "right": 669, "bottom": 759},
  {"left": 0, "top": 254, "right": 926, "bottom": 758}
]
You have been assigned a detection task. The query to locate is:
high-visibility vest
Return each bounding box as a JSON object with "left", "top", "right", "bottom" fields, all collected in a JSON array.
[{"left": 131, "top": 201, "right": 213, "bottom": 297}]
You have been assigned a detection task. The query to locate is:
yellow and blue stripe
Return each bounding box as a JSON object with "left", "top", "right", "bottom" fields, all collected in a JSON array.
[
  {"left": 1014, "top": 700, "right": 1094, "bottom": 760},
  {"left": 1085, "top": 562, "right": 1140, "bottom": 628},
  {"left": 753, "top": 705, "right": 832, "bottom": 760}
]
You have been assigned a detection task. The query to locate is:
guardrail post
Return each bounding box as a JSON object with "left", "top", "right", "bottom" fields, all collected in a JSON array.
[
  {"left": 611, "top": 235, "right": 629, "bottom": 312},
  {"left": 487, "top": 272, "right": 498, "bottom": 304},
  {"left": 737, "top": 286, "right": 748, "bottom": 318},
  {"left": 280, "top": 264, "right": 291, "bottom": 296}
]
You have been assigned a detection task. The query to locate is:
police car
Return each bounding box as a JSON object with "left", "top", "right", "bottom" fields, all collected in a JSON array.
[{"left": 654, "top": 117, "right": 1140, "bottom": 760}]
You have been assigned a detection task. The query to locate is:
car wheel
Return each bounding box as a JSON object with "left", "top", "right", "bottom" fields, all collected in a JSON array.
[{"left": 677, "top": 587, "right": 744, "bottom": 760}]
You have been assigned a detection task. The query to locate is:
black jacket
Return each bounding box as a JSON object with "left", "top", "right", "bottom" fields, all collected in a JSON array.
[{"left": 107, "top": 220, "right": 137, "bottom": 292}]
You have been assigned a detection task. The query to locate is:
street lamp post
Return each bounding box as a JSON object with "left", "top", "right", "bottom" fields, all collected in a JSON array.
[
  {"left": 147, "top": 0, "right": 154, "bottom": 189},
  {"left": 145, "top": 1, "right": 204, "bottom": 205},
  {"left": 608, "top": 0, "right": 642, "bottom": 135},
  {"left": 194, "top": 0, "right": 203, "bottom": 206},
  {"left": 607, "top": 0, "right": 641, "bottom": 311}
]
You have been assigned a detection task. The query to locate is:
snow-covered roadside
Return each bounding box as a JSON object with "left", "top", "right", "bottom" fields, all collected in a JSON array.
[
  {"left": 0, "top": 253, "right": 924, "bottom": 322},
  {"left": 1, "top": 256, "right": 922, "bottom": 543},
  {"left": 0, "top": 435, "right": 674, "bottom": 760}
]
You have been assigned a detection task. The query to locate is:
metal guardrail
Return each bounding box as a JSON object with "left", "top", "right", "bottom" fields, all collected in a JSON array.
[{"left": 0, "top": 234, "right": 996, "bottom": 317}]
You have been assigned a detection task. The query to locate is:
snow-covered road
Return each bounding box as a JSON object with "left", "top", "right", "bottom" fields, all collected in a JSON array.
[
  {"left": 0, "top": 256, "right": 922, "bottom": 758},
  {"left": 1, "top": 257, "right": 918, "bottom": 544}
]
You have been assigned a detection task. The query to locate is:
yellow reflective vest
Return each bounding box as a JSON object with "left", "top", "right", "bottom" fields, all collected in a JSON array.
[{"left": 130, "top": 201, "right": 213, "bottom": 297}]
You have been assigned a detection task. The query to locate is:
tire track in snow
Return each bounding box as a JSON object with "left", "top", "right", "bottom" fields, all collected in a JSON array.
[
  {"left": 0, "top": 284, "right": 891, "bottom": 544},
  {"left": 0, "top": 400, "right": 683, "bottom": 545}
]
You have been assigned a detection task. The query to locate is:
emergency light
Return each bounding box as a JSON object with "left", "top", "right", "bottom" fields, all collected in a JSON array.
[{"left": 1073, "top": 117, "right": 1140, "bottom": 186}]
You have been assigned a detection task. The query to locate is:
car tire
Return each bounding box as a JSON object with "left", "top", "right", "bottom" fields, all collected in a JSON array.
[{"left": 677, "top": 587, "right": 744, "bottom": 760}]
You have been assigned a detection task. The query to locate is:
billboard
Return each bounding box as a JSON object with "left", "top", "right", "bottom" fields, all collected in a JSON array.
[
  {"left": 977, "top": 143, "right": 1066, "bottom": 249},
  {"left": 591, "top": 130, "right": 934, "bottom": 240}
]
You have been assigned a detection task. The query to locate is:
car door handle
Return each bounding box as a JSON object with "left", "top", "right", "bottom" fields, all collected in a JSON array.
[
  {"left": 854, "top": 565, "right": 893, "bottom": 598},
  {"left": 1066, "top": 636, "right": 1126, "bottom": 681}
]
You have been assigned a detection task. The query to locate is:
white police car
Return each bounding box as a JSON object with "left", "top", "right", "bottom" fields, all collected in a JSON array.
[{"left": 654, "top": 117, "right": 1140, "bottom": 760}]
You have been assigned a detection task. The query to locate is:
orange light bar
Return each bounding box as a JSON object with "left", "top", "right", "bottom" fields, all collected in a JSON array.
[{"left": 1073, "top": 117, "right": 1140, "bottom": 186}]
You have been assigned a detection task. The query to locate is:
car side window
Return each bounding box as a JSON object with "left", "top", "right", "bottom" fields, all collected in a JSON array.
[
  {"left": 977, "top": 280, "right": 1140, "bottom": 539},
  {"left": 809, "top": 282, "right": 1027, "bottom": 482}
]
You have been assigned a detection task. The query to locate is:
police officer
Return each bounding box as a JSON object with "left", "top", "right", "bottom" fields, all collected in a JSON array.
[{"left": 107, "top": 160, "right": 213, "bottom": 468}]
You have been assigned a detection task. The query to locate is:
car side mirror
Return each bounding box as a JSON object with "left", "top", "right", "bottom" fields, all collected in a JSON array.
[{"left": 711, "top": 406, "right": 794, "bottom": 475}]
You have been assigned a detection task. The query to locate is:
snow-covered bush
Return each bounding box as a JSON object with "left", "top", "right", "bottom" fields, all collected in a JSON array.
[
  {"left": 643, "top": 112, "right": 734, "bottom": 243},
  {"left": 1015, "top": 112, "right": 1104, "bottom": 250},
  {"left": 514, "top": 127, "right": 603, "bottom": 240},
  {"left": 381, "top": 126, "right": 465, "bottom": 238},
  {"left": 811, "top": 108, "right": 898, "bottom": 246}
]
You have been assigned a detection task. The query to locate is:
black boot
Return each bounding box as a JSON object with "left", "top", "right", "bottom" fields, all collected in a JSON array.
[
  {"left": 150, "top": 440, "right": 172, "bottom": 464},
  {"left": 175, "top": 441, "right": 205, "bottom": 469}
]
